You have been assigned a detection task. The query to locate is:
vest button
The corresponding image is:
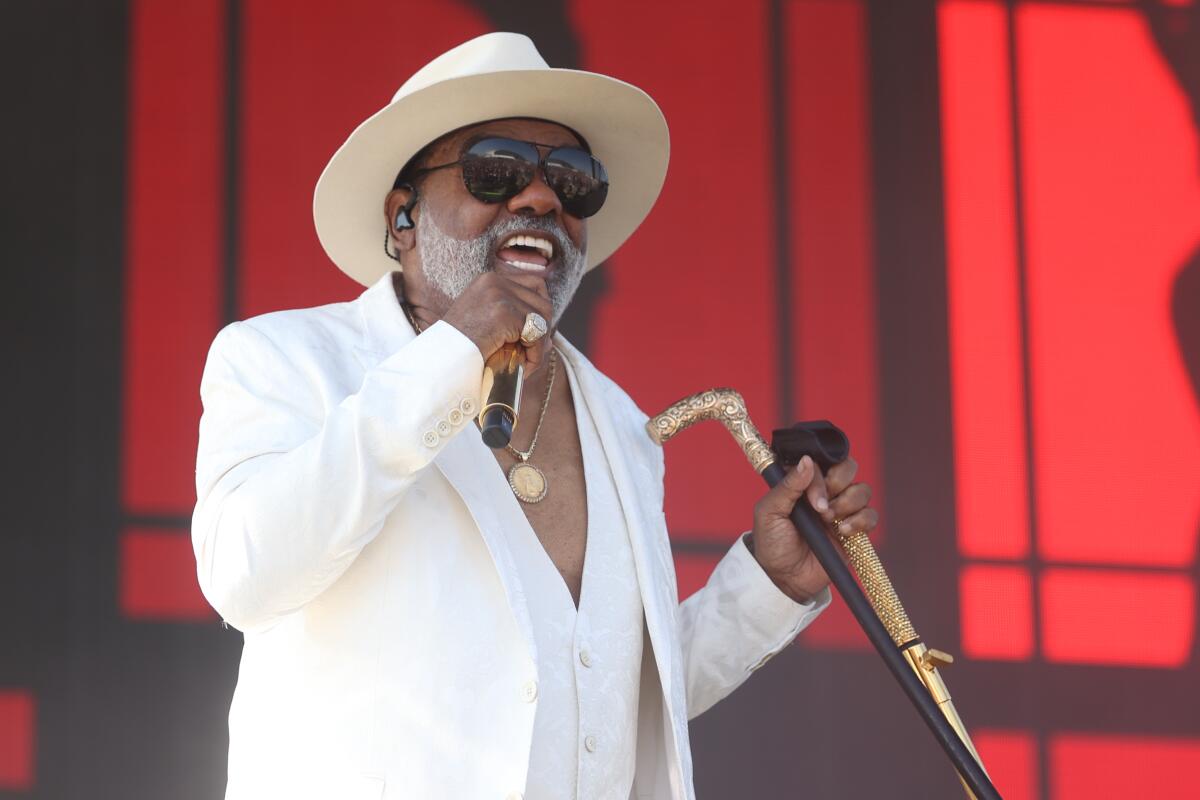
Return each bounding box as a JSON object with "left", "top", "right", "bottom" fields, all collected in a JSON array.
[
  {"left": 584, "top": 734, "right": 598, "bottom": 753},
  {"left": 520, "top": 680, "right": 538, "bottom": 703},
  {"left": 579, "top": 648, "right": 592, "bottom": 668}
]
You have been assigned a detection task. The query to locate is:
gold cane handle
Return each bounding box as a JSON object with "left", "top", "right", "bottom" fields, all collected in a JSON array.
[{"left": 646, "top": 387, "right": 776, "bottom": 473}]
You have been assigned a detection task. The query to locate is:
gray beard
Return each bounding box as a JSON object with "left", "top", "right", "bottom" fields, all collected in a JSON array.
[{"left": 416, "top": 209, "right": 586, "bottom": 325}]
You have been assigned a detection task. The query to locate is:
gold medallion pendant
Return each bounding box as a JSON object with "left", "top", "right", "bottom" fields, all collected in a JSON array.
[
  {"left": 501, "top": 349, "right": 557, "bottom": 504},
  {"left": 508, "top": 461, "right": 548, "bottom": 504}
]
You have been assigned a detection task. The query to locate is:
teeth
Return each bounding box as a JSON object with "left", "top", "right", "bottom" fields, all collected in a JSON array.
[
  {"left": 500, "top": 233, "right": 554, "bottom": 260},
  {"left": 503, "top": 260, "right": 546, "bottom": 272}
]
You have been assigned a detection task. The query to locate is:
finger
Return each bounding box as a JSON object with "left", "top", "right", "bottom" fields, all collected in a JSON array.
[
  {"left": 527, "top": 275, "right": 553, "bottom": 303},
  {"left": 828, "top": 482, "right": 872, "bottom": 520},
  {"left": 489, "top": 314, "right": 544, "bottom": 372},
  {"left": 753, "top": 456, "right": 816, "bottom": 524},
  {"left": 496, "top": 290, "right": 554, "bottom": 370},
  {"left": 831, "top": 507, "right": 880, "bottom": 537},
  {"left": 500, "top": 276, "right": 553, "bottom": 312},
  {"left": 514, "top": 328, "right": 545, "bottom": 372},
  {"left": 522, "top": 338, "right": 547, "bottom": 373},
  {"left": 825, "top": 456, "right": 859, "bottom": 498},
  {"left": 500, "top": 270, "right": 549, "bottom": 290},
  {"left": 805, "top": 463, "right": 831, "bottom": 517},
  {"left": 501, "top": 282, "right": 555, "bottom": 329},
  {"left": 498, "top": 272, "right": 551, "bottom": 303}
]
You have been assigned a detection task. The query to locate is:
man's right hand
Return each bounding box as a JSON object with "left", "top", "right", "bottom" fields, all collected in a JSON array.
[{"left": 440, "top": 271, "right": 555, "bottom": 373}]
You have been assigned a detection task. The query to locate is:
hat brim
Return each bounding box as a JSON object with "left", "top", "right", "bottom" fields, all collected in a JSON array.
[{"left": 313, "top": 68, "right": 670, "bottom": 287}]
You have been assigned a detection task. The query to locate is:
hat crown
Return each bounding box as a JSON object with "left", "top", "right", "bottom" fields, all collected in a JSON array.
[{"left": 392, "top": 33, "right": 550, "bottom": 103}]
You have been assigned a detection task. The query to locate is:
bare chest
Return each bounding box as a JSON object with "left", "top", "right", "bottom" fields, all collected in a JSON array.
[{"left": 493, "top": 373, "right": 588, "bottom": 605}]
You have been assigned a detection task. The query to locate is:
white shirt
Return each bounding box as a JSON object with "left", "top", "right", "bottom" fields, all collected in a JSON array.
[{"left": 503, "top": 354, "right": 644, "bottom": 800}]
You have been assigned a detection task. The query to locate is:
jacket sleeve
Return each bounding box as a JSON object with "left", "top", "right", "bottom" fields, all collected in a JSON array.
[
  {"left": 675, "top": 534, "right": 831, "bottom": 719},
  {"left": 191, "top": 318, "right": 484, "bottom": 633}
]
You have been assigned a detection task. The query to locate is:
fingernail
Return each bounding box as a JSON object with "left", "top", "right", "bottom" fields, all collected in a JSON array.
[
  {"left": 816, "top": 496, "right": 829, "bottom": 512},
  {"left": 837, "top": 521, "right": 850, "bottom": 534},
  {"left": 799, "top": 455, "right": 812, "bottom": 471}
]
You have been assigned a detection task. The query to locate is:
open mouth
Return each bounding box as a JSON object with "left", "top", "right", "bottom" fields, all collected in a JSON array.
[{"left": 496, "top": 233, "right": 555, "bottom": 271}]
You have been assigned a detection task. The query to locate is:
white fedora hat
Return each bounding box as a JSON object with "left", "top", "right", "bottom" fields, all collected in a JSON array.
[{"left": 313, "top": 32, "right": 670, "bottom": 287}]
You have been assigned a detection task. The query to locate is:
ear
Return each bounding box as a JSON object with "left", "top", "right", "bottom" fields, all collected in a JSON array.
[{"left": 384, "top": 186, "right": 419, "bottom": 256}]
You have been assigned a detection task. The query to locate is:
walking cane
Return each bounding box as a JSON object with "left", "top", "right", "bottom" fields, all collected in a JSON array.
[{"left": 647, "top": 388, "right": 1001, "bottom": 800}]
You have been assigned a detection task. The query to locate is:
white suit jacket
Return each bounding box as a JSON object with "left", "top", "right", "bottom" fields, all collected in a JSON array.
[{"left": 192, "top": 272, "right": 830, "bottom": 800}]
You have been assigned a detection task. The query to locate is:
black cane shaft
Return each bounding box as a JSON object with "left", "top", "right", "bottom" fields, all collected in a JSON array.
[{"left": 760, "top": 462, "right": 1001, "bottom": 800}]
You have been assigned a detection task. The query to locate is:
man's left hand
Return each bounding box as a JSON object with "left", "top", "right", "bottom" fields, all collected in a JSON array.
[{"left": 749, "top": 455, "right": 878, "bottom": 604}]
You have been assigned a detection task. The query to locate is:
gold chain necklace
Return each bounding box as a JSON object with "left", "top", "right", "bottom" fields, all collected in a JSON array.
[
  {"left": 402, "top": 301, "right": 556, "bottom": 504},
  {"left": 504, "top": 348, "right": 556, "bottom": 503}
]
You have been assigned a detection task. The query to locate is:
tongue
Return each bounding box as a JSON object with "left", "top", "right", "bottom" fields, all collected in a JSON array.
[{"left": 497, "top": 246, "right": 548, "bottom": 267}]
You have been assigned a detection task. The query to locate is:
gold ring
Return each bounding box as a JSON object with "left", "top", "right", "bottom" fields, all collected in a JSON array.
[{"left": 520, "top": 312, "right": 548, "bottom": 346}]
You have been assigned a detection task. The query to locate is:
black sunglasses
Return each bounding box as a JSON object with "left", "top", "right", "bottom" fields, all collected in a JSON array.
[{"left": 409, "top": 136, "right": 609, "bottom": 218}]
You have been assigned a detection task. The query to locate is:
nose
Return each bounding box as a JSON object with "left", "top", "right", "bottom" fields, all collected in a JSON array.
[{"left": 506, "top": 167, "right": 562, "bottom": 218}]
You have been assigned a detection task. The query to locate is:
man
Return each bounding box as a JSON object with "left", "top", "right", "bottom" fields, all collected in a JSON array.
[{"left": 192, "top": 33, "right": 878, "bottom": 800}]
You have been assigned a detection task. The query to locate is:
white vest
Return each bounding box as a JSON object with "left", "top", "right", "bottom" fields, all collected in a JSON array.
[{"left": 503, "top": 355, "right": 644, "bottom": 800}]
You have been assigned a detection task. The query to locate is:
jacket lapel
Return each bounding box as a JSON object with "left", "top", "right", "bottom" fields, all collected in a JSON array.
[
  {"left": 433, "top": 429, "right": 539, "bottom": 666},
  {"left": 556, "top": 338, "right": 681, "bottom": 711}
]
